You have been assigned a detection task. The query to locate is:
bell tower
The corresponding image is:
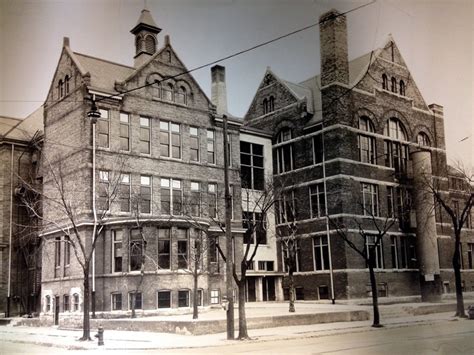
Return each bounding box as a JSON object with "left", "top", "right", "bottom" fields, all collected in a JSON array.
[{"left": 131, "top": 8, "right": 161, "bottom": 68}]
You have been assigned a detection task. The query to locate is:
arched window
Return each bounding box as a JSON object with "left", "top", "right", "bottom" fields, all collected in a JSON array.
[
  {"left": 358, "top": 116, "right": 376, "bottom": 164},
  {"left": 417, "top": 132, "right": 430, "bottom": 147},
  {"left": 145, "top": 35, "right": 156, "bottom": 54},
  {"left": 384, "top": 118, "right": 408, "bottom": 173},
  {"left": 65, "top": 75, "right": 70, "bottom": 95},
  {"left": 263, "top": 98, "right": 268, "bottom": 114},
  {"left": 391, "top": 77, "right": 397, "bottom": 93},
  {"left": 399, "top": 80, "right": 405, "bottom": 96},
  {"left": 382, "top": 74, "right": 388, "bottom": 90},
  {"left": 176, "top": 86, "right": 187, "bottom": 105},
  {"left": 269, "top": 96, "right": 275, "bottom": 112},
  {"left": 276, "top": 128, "right": 293, "bottom": 173},
  {"left": 135, "top": 36, "right": 142, "bottom": 54},
  {"left": 58, "top": 80, "right": 64, "bottom": 99},
  {"left": 162, "top": 83, "right": 174, "bottom": 101}
]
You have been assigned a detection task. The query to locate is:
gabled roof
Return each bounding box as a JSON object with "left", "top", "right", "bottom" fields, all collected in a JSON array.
[
  {"left": 0, "top": 106, "right": 44, "bottom": 142},
  {"left": 72, "top": 52, "right": 135, "bottom": 94}
]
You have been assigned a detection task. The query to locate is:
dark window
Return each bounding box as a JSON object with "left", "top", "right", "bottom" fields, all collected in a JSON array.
[
  {"left": 417, "top": 132, "right": 430, "bottom": 147},
  {"left": 98, "top": 109, "right": 109, "bottom": 148},
  {"left": 387, "top": 186, "right": 395, "bottom": 218},
  {"left": 65, "top": 75, "right": 70, "bottom": 95},
  {"left": 58, "top": 80, "right": 64, "bottom": 98},
  {"left": 157, "top": 291, "right": 171, "bottom": 308},
  {"left": 313, "top": 135, "right": 323, "bottom": 164},
  {"left": 382, "top": 74, "right": 388, "bottom": 90},
  {"left": 269, "top": 96, "right": 275, "bottom": 112},
  {"left": 208, "top": 183, "right": 217, "bottom": 218},
  {"left": 390, "top": 236, "right": 398, "bottom": 269},
  {"left": 176, "top": 86, "right": 187, "bottom": 105},
  {"left": 276, "top": 128, "right": 293, "bottom": 173},
  {"left": 161, "top": 179, "right": 182, "bottom": 215},
  {"left": 240, "top": 141, "right": 264, "bottom": 190},
  {"left": 242, "top": 212, "right": 267, "bottom": 244},
  {"left": 468, "top": 243, "right": 473, "bottom": 269},
  {"left": 98, "top": 170, "right": 110, "bottom": 211},
  {"left": 63, "top": 295, "right": 70, "bottom": 312},
  {"left": 207, "top": 130, "right": 215, "bottom": 164},
  {"left": 145, "top": 35, "right": 155, "bottom": 53},
  {"left": 140, "top": 176, "right": 151, "bottom": 214},
  {"left": 399, "top": 80, "right": 405, "bottom": 96},
  {"left": 119, "top": 174, "right": 130, "bottom": 213},
  {"left": 119, "top": 113, "right": 130, "bottom": 151},
  {"left": 263, "top": 98, "right": 268, "bottom": 114},
  {"left": 158, "top": 228, "right": 170, "bottom": 269},
  {"left": 112, "top": 230, "right": 123, "bottom": 273},
  {"left": 366, "top": 235, "right": 384, "bottom": 269},
  {"left": 177, "top": 228, "right": 188, "bottom": 269},
  {"left": 111, "top": 293, "right": 122, "bottom": 311},
  {"left": 358, "top": 117, "right": 376, "bottom": 164},
  {"left": 129, "top": 292, "right": 142, "bottom": 310},
  {"left": 277, "top": 191, "right": 296, "bottom": 224},
  {"left": 361, "top": 183, "right": 379, "bottom": 216},
  {"left": 73, "top": 294, "right": 79, "bottom": 311},
  {"left": 160, "top": 121, "right": 181, "bottom": 159},
  {"left": 190, "top": 182, "right": 201, "bottom": 217},
  {"left": 64, "top": 236, "right": 70, "bottom": 266},
  {"left": 313, "top": 236, "right": 330, "bottom": 270},
  {"left": 178, "top": 290, "right": 190, "bottom": 307},
  {"left": 139, "top": 117, "right": 151, "bottom": 154},
  {"left": 310, "top": 183, "right": 326, "bottom": 218},
  {"left": 190, "top": 127, "right": 199, "bottom": 162},
  {"left": 129, "top": 229, "right": 144, "bottom": 271},
  {"left": 391, "top": 77, "right": 397, "bottom": 93},
  {"left": 54, "top": 237, "right": 61, "bottom": 269}
]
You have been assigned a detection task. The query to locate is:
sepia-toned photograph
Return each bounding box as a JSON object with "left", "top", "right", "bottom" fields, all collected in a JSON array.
[{"left": 0, "top": 0, "right": 473, "bottom": 353}]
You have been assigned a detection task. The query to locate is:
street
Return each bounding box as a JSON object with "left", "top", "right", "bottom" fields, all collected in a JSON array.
[{"left": 2, "top": 319, "right": 473, "bottom": 354}]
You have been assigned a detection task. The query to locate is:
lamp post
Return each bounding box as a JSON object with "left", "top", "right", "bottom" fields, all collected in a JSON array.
[{"left": 87, "top": 98, "right": 100, "bottom": 319}]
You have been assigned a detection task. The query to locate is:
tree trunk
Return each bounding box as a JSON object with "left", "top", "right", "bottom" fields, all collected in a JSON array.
[
  {"left": 288, "top": 268, "right": 295, "bottom": 313},
  {"left": 237, "top": 280, "right": 249, "bottom": 340},
  {"left": 368, "top": 264, "right": 382, "bottom": 327},
  {"left": 453, "top": 232, "right": 466, "bottom": 317},
  {"left": 192, "top": 269, "right": 199, "bottom": 319},
  {"left": 80, "top": 266, "right": 91, "bottom": 341}
]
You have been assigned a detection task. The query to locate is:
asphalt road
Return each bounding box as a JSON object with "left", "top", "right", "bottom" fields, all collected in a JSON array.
[{"left": 2, "top": 319, "right": 473, "bottom": 354}]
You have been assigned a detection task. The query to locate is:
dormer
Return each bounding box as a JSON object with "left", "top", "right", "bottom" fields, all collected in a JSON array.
[{"left": 131, "top": 8, "right": 161, "bottom": 68}]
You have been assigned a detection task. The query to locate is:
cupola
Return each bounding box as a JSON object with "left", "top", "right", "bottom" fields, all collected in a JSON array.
[{"left": 131, "top": 8, "right": 161, "bottom": 68}]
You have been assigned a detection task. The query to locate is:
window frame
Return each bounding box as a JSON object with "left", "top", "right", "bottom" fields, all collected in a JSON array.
[
  {"left": 157, "top": 290, "right": 171, "bottom": 309},
  {"left": 207, "top": 129, "right": 215, "bottom": 164},
  {"left": 157, "top": 228, "right": 171, "bottom": 270},
  {"left": 111, "top": 293, "right": 122, "bottom": 311},
  {"left": 119, "top": 112, "right": 130, "bottom": 152},
  {"left": 129, "top": 229, "right": 144, "bottom": 272},
  {"left": 98, "top": 109, "right": 110, "bottom": 148},
  {"left": 309, "top": 183, "right": 326, "bottom": 218},
  {"left": 189, "top": 126, "right": 200, "bottom": 162},
  {"left": 358, "top": 117, "right": 376, "bottom": 164},
  {"left": 140, "top": 175, "right": 152, "bottom": 214},
  {"left": 128, "top": 292, "right": 143, "bottom": 310},
  {"left": 276, "top": 128, "right": 294, "bottom": 173},
  {"left": 112, "top": 230, "right": 123, "bottom": 273},
  {"left": 361, "top": 183, "right": 379, "bottom": 216},
  {"left": 313, "top": 236, "right": 330, "bottom": 271},
  {"left": 178, "top": 289, "right": 190, "bottom": 308},
  {"left": 240, "top": 141, "right": 264, "bottom": 190},
  {"left": 139, "top": 116, "right": 151, "bottom": 154},
  {"left": 366, "top": 235, "right": 384, "bottom": 269}
]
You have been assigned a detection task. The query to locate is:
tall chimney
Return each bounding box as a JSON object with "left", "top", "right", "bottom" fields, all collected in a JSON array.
[
  {"left": 319, "top": 9, "right": 349, "bottom": 86},
  {"left": 211, "top": 65, "right": 228, "bottom": 115}
]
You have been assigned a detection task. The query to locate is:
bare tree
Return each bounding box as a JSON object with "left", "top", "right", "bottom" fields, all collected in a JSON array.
[
  {"left": 422, "top": 163, "right": 473, "bottom": 317},
  {"left": 19, "top": 151, "right": 126, "bottom": 340},
  {"left": 329, "top": 211, "right": 395, "bottom": 327}
]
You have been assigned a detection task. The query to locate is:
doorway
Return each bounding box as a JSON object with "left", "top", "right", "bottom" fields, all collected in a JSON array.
[{"left": 262, "top": 276, "right": 276, "bottom": 301}]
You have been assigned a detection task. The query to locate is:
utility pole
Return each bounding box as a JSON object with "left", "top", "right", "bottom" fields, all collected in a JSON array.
[{"left": 223, "top": 114, "right": 234, "bottom": 339}]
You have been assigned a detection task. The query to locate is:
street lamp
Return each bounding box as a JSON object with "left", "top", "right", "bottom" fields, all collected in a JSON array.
[{"left": 87, "top": 98, "right": 100, "bottom": 319}]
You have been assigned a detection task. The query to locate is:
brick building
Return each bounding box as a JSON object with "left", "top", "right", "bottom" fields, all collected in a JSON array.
[
  {"left": 38, "top": 8, "right": 281, "bottom": 322},
  {"left": 244, "top": 9, "right": 473, "bottom": 301},
  {"left": 0, "top": 107, "right": 43, "bottom": 316}
]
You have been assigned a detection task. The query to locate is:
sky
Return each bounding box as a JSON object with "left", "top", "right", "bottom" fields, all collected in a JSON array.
[{"left": 0, "top": 0, "right": 472, "bottom": 166}]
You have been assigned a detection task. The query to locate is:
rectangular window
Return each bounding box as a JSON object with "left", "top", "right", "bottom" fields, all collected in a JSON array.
[
  {"left": 242, "top": 212, "right": 267, "bottom": 244},
  {"left": 240, "top": 141, "right": 264, "bottom": 190},
  {"left": 190, "top": 182, "right": 201, "bottom": 217},
  {"left": 207, "top": 130, "right": 215, "bottom": 164},
  {"left": 210, "top": 289, "right": 220, "bottom": 304},
  {"left": 400, "top": 236, "right": 408, "bottom": 268},
  {"left": 111, "top": 293, "right": 122, "bottom": 311},
  {"left": 197, "top": 289, "right": 203, "bottom": 307},
  {"left": 119, "top": 113, "right": 130, "bottom": 151},
  {"left": 190, "top": 126, "right": 200, "bottom": 162},
  {"left": 54, "top": 236, "right": 61, "bottom": 268},
  {"left": 227, "top": 134, "right": 232, "bottom": 167},
  {"left": 160, "top": 121, "right": 181, "bottom": 159},
  {"left": 208, "top": 183, "right": 217, "bottom": 218},
  {"left": 157, "top": 290, "right": 171, "bottom": 308},
  {"left": 64, "top": 236, "right": 70, "bottom": 266},
  {"left": 277, "top": 191, "right": 296, "bottom": 223},
  {"left": 98, "top": 109, "right": 109, "bottom": 148},
  {"left": 112, "top": 230, "right": 123, "bottom": 273},
  {"left": 98, "top": 170, "right": 109, "bottom": 211},
  {"left": 209, "top": 237, "right": 218, "bottom": 263},
  {"left": 140, "top": 175, "right": 151, "bottom": 214},
  {"left": 310, "top": 183, "right": 326, "bottom": 218},
  {"left": 158, "top": 228, "right": 170, "bottom": 269},
  {"left": 361, "top": 183, "right": 379, "bottom": 216},
  {"left": 390, "top": 235, "right": 398, "bottom": 269},
  {"left": 313, "top": 236, "right": 330, "bottom": 271},
  {"left": 63, "top": 294, "right": 70, "bottom": 312},
  {"left": 177, "top": 228, "right": 188, "bottom": 269},
  {"left": 160, "top": 121, "right": 170, "bottom": 157},
  {"left": 73, "top": 294, "right": 79, "bottom": 311},
  {"left": 129, "top": 229, "right": 143, "bottom": 271},
  {"left": 160, "top": 178, "right": 182, "bottom": 215},
  {"left": 282, "top": 241, "right": 301, "bottom": 272},
  {"left": 178, "top": 290, "right": 190, "bottom": 307},
  {"left": 387, "top": 186, "right": 395, "bottom": 218},
  {"left": 313, "top": 135, "right": 323, "bottom": 164},
  {"left": 139, "top": 117, "right": 151, "bottom": 154},
  {"left": 366, "top": 235, "right": 384, "bottom": 269},
  {"left": 384, "top": 141, "right": 408, "bottom": 173},
  {"left": 119, "top": 173, "right": 130, "bottom": 212},
  {"left": 396, "top": 187, "right": 411, "bottom": 229},
  {"left": 128, "top": 292, "right": 142, "bottom": 310},
  {"left": 358, "top": 134, "right": 375, "bottom": 164},
  {"left": 276, "top": 129, "right": 293, "bottom": 173}
]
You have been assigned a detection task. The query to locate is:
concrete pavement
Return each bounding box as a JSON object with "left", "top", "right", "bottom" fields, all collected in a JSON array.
[{"left": 1, "top": 300, "right": 473, "bottom": 351}]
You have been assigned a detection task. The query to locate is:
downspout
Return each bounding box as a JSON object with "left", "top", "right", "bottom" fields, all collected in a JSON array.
[
  {"left": 322, "top": 123, "right": 335, "bottom": 304},
  {"left": 7, "top": 144, "right": 15, "bottom": 316}
]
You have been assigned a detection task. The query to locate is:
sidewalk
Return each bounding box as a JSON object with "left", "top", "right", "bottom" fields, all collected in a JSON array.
[
  {"left": 0, "top": 302, "right": 474, "bottom": 350},
  {"left": 0, "top": 311, "right": 468, "bottom": 351}
]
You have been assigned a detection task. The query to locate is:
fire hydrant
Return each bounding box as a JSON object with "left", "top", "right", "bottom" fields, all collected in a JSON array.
[{"left": 94, "top": 325, "right": 104, "bottom": 346}]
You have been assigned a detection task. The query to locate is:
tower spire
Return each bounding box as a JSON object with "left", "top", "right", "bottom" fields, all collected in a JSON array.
[{"left": 131, "top": 7, "right": 161, "bottom": 67}]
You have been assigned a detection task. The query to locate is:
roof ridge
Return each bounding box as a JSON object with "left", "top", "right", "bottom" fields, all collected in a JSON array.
[{"left": 73, "top": 52, "right": 135, "bottom": 70}]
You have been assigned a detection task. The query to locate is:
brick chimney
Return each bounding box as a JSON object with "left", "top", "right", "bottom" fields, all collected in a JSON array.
[
  {"left": 319, "top": 9, "right": 349, "bottom": 86},
  {"left": 211, "top": 65, "right": 228, "bottom": 115}
]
